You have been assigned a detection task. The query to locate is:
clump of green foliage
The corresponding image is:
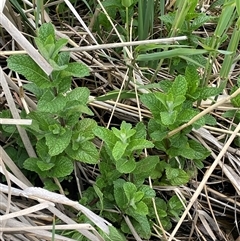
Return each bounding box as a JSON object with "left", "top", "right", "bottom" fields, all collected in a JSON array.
[
  {"left": 81, "top": 120, "right": 186, "bottom": 238},
  {"left": 79, "top": 65, "right": 221, "bottom": 239},
  {"left": 6, "top": 23, "right": 221, "bottom": 239},
  {"left": 7, "top": 23, "right": 99, "bottom": 190}
]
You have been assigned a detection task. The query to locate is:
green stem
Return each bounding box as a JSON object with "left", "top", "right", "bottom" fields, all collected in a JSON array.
[
  {"left": 126, "top": 7, "right": 129, "bottom": 42},
  {"left": 151, "top": 1, "right": 191, "bottom": 82}
]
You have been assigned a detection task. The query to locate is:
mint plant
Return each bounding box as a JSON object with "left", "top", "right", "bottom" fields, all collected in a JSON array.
[
  {"left": 141, "top": 65, "right": 219, "bottom": 170},
  {"left": 6, "top": 23, "right": 221, "bottom": 240},
  {"left": 7, "top": 23, "right": 99, "bottom": 189},
  {"left": 78, "top": 66, "right": 220, "bottom": 239},
  {"left": 77, "top": 121, "right": 184, "bottom": 239}
]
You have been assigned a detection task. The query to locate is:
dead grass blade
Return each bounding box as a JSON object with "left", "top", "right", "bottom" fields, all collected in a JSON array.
[
  {"left": 0, "top": 67, "right": 36, "bottom": 158},
  {"left": 61, "top": 36, "right": 187, "bottom": 52},
  {"left": 0, "top": 0, "right": 6, "bottom": 13},
  {"left": 0, "top": 118, "right": 31, "bottom": 125},
  {"left": 169, "top": 121, "right": 240, "bottom": 241},
  {"left": 1, "top": 146, "right": 32, "bottom": 187}
]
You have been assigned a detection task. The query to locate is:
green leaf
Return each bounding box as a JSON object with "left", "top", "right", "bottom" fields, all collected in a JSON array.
[
  {"left": 166, "top": 167, "right": 189, "bottom": 185},
  {"left": 133, "top": 191, "right": 145, "bottom": 203},
  {"left": 48, "top": 123, "right": 64, "bottom": 135},
  {"left": 66, "top": 141, "right": 99, "bottom": 164},
  {"left": 64, "top": 102, "right": 93, "bottom": 116},
  {"left": 57, "top": 51, "right": 70, "bottom": 66},
  {"left": 133, "top": 122, "right": 147, "bottom": 139},
  {"left": 231, "top": 86, "right": 240, "bottom": 107},
  {"left": 27, "top": 111, "right": 57, "bottom": 133},
  {"left": 119, "top": 121, "right": 135, "bottom": 134},
  {"left": 38, "top": 90, "right": 67, "bottom": 113},
  {"left": 62, "top": 62, "right": 89, "bottom": 77},
  {"left": 168, "top": 195, "right": 183, "bottom": 211},
  {"left": 160, "top": 110, "right": 178, "bottom": 126},
  {"left": 128, "top": 139, "right": 154, "bottom": 152},
  {"left": 168, "top": 143, "right": 195, "bottom": 159},
  {"left": 148, "top": 119, "right": 168, "bottom": 141},
  {"left": 50, "top": 156, "right": 73, "bottom": 177},
  {"left": 177, "top": 109, "right": 198, "bottom": 123},
  {"left": 156, "top": 92, "right": 185, "bottom": 111},
  {"left": 167, "top": 195, "right": 183, "bottom": 219},
  {"left": 204, "top": 114, "right": 216, "bottom": 126},
  {"left": 193, "top": 116, "right": 205, "bottom": 129},
  {"left": 93, "top": 126, "right": 118, "bottom": 149},
  {"left": 93, "top": 184, "right": 104, "bottom": 214},
  {"left": 139, "top": 185, "right": 156, "bottom": 199},
  {"left": 123, "top": 182, "right": 136, "bottom": 202},
  {"left": 133, "top": 156, "right": 159, "bottom": 177},
  {"left": 45, "top": 129, "right": 72, "bottom": 156},
  {"left": 170, "top": 75, "right": 188, "bottom": 96},
  {"left": 49, "top": 59, "right": 68, "bottom": 70},
  {"left": 52, "top": 74, "right": 71, "bottom": 94},
  {"left": 193, "top": 159, "right": 204, "bottom": 169},
  {"left": 35, "top": 37, "right": 53, "bottom": 60},
  {"left": 130, "top": 214, "right": 151, "bottom": 239},
  {"left": 7, "top": 55, "right": 51, "bottom": 89},
  {"left": 0, "top": 111, "right": 16, "bottom": 133},
  {"left": 35, "top": 23, "right": 56, "bottom": 60},
  {"left": 189, "top": 140, "right": 210, "bottom": 160},
  {"left": 154, "top": 92, "right": 168, "bottom": 110},
  {"left": 98, "top": 158, "right": 122, "bottom": 185},
  {"left": 51, "top": 38, "right": 68, "bottom": 59},
  {"left": 23, "top": 158, "right": 44, "bottom": 176},
  {"left": 169, "top": 133, "right": 188, "bottom": 148},
  {"left": 4, "top": 146, "right": 27, "bottom": 169},
  {"left": 223, "top": 110, "right": 240, "bottom": 124},
  {"left": 24, "top": 83, "right": 44, "bottom": 99},
  {"left": 190, "top": 13, "right": 212, "bottom": 31},
  {"left": 172, "top": 95, "right": 186, "bottom": 109},
  {"left": 234, "top": 136, "right": 240, "bottom": 147},
  {"left": 134, "top": 201, "right": 149, "bottom": 215},
  {"left": 155, "top": 198, "right": 167, "bottom": 217},
  {"left": 116, "top": 157, "right": 136, "bottom": 173},
  {"left": 37, "top": 22, "right": 55, "bottom": 43},
  {"left": 158, "top": 80, "right": 173, "bottom": 92},
  {"left": 157, "top": 208, "right": 168, "bottom": 218},
  {"left": 40, "top": 35, "right": 56, "bottom": 59},
  {"left": 140, "top": 93, "right": 164, "bottom": 118},
  {"left": 37, "top": 160, "right": 54, "bottom": 171},
  {"left": 73, "top": 118, "right": 97, "bottom": 141},
  {"left": 198, "top": 86, "right": 223, "bottom": 100},
  {"left": 102, "top": 226, "right": 127, "bottom": 241},
  {"left": 114, "top": 179, "right": 128, "bottom": 209},
  {"left": 237, "top": 78, "right": 240, "bottom": 87},
  {"left": 43, "top": 179, "right": 59, "bottom": 191},
  {"left": 66, "top": 87, "right": 90, "bottom": 103},
  {"left": 112, "top": 128, "right": 136, "bottom": 142},
  {"left": 112, "top": 141, "right": 128, "bottom": 160},
  {"left": 112, "top": 121, "right": 136, "bottom": 141},
  {"left": 159, "top": 12, "right": 175, "bottom": 25}
]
